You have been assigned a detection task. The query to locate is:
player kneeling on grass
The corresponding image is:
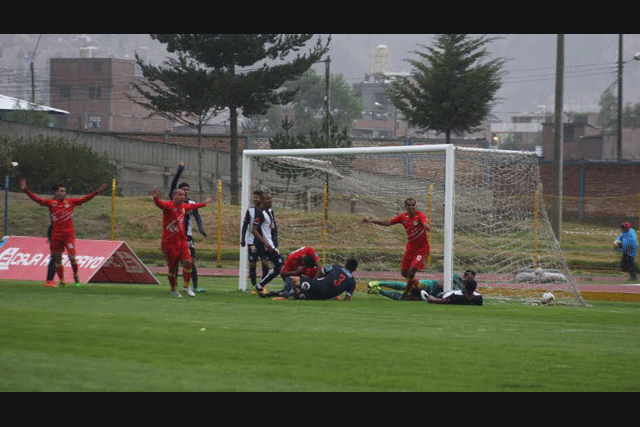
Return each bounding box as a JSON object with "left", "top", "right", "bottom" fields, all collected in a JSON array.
[
  {"left": 263, "top": 258, "right": 358, "bottom": 301},
  {"left": 153, "top": 188, "right": 212, "bottom": 298},
  {"left": 421, "top": 275, "right": 483, "bottom": 306}
]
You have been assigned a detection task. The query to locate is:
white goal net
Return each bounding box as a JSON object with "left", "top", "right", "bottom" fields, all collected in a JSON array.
[{"left": 239, "top": 144, "right": 586, "bottom": 306}]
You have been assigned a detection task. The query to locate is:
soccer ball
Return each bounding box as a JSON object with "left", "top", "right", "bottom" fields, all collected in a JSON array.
[{"left": 541, "top": 292, "right": 555, "bottom": 305}]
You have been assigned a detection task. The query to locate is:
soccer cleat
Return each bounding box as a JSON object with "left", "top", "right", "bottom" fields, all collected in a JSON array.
[
  {"left": 170, "top": 290, "right": 182, "bottom": 298},
  {"left": 195, "top": 288, "right": 206, "bottom": 293},
  {"left": 367, "top": 281, "right": 380, "bottom": 294},
  {"left": 183, "top": 287, "right": 196, "bottom": 297},
  {"left": 74, "top": 274, "right": 81, "bottom": 287},
  {"left": 59, "top": 281, "right": 66, "bottom": 287},
  {"left": 44, "top": 280, "right": 58, "bottom": 287}
]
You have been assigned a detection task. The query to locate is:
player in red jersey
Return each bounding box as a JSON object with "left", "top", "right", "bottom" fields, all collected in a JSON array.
[
  {"left": 20, "top": 178, "right": 108, "bottom": 287},
  {"left": 362, "top": 197, "right": 430, "bottom": 296},
  {"left": 280, "top": 246, "right": 323, "bottom": 279},
  {"left": 152, "top": 187, "right": 212, "bottom": 297}
]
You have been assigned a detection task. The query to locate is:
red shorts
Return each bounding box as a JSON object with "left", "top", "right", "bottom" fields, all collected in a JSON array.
[
  {"left": 50, "top": 233, "right": 76, "bottom": 255},
  {"left": 401, "top": 243, "right": 430, "bottom": 272},
  {"left": 162, "top": 239, "right": 191, "bottom": 264}
]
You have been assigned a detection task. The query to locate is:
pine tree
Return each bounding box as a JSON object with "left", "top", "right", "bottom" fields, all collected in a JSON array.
[
  {"left": 130, "top": 52, "right": 224, "bottom": 199},
  {"left": 389, "top": 34, "right": 505, "bottom": 143},
  {"left": 147, "top": 34, "right": 330, "bottom": 204}
]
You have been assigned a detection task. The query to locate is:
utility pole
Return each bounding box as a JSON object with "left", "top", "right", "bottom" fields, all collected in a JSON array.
[
  {"left": 618, "top": 34, "right": 623, "bottom": 161},
  {"left": 325, "top": 56, "right": 331, "bottom": 148},
  {"left": 30, "top": 34, "right": 42, "bottom": 104},
  {"left": 323, "top": 56, "right": 331, "bottom": 222},
  {"left": 552, "top": 34, "right": 564, "bottom": 242}
]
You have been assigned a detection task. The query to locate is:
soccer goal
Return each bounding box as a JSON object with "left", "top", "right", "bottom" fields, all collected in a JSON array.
[{"left": 239, "top": 144, "right": 586, "bottom": 306}]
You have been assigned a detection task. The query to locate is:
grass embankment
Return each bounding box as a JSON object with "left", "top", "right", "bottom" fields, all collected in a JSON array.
[{"left": 2, "top": 190, "right": 623, "bottom": 274}]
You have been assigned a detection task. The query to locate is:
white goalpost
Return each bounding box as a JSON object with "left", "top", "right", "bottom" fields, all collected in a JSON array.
[{"left": 239, "top": 144, "right": 586, "bottom": 306}]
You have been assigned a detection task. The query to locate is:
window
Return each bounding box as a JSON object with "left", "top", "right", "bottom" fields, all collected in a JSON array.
[
  {"left": 89, "top": 86, "right": 101, "bottom": 99},
  {"left": 90, "top": 61, "right": 102, "bottom": 72},
  {"left": 59, "top": 86, "right": 70, "bottom": 99},
  {"left": 88, "top": 116, "right": 101, "bottom": 128}
]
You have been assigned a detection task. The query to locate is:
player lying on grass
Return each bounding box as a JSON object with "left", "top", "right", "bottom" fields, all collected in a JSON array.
[
  {"left": 367, "top": 269, "right": 476, "bottom": 301},
  {"left": 20, "top": 178, "right": 108, "bottom": 287},
  {"left": 422, "top": 275, "right": 483, "bottom": 306},
  {"left": 262, "top": 258, "right": 358, "bottom": 301},
  {"left": 153, "top": 187, "right": 212, "bottom": 298}
]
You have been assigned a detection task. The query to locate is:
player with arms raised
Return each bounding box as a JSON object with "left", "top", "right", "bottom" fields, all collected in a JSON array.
[
  {"left": 362, "top": 197, "right": 430, "bottom": 296},
  {"left": 153, "top": 187, "right": 212, "bottom": 297},
  {"left": 20, "top": 178, "right": 108, "bottom": 287}
]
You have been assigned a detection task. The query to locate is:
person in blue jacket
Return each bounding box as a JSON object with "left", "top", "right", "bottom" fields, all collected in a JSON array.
[{"left": 615, "top": 222, "right": 638, "bottom": 281}]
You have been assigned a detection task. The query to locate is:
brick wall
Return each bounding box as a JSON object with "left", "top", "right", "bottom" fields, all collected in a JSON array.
[{"left": 539, "top": 161, "right": 640, "bottom": 224}]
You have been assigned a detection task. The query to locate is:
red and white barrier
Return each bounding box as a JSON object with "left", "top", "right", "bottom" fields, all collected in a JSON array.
[{"left": 0, "top": 236, "right": 159, "bottom": 284}]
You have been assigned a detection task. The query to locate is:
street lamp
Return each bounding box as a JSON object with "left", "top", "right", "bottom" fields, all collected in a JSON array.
[{"left": 4, "top": 161, "right": 18, "bottom": 237}]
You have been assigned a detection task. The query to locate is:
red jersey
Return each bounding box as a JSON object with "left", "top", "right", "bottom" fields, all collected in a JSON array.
[
  {"left": 154, "top": 196, "right": 206, "bottom": 243},
  {"left": 283, "top": 246, "right": 320, "bottom": 276},
  {"left": 24, "top": 188, "right": 101, "bottom": 236},
  {"left": 389, "top": 210, "right": 429, "bottom": 247}
]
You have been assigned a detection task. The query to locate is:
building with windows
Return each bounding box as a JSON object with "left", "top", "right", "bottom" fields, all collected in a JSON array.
[{"left": 49, "top": 54, "right": 172, "bottom": 132}]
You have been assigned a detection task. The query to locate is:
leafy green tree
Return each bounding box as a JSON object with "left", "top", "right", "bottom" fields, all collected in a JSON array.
[
  {"left": 3, "top": 135, "right": 116, "bottom": 193},
  {"left": 624, "top": 102, "right": 640, "bottom": 128},
  {"left": 148, "top": 34, "right": 330, "bottom": 204},
  {"left": 256, "top": 69, "right": 363, "bottom": 135},
  {"left": 3, "top": 101, "right": 53, "bottom": 127},
  {"left": 597, "top": 86, "right": 617, "bottom": 132},
  {"left": 130, "top": 52, "right": 224, "bottom": 198},
  {"left": 389, "top": 34, "right": 505, "bottom": 143},
  {"left": 258, "top": 117, "right": 352, "bottom": 209},
  {"left": 597, "top": 86, "right": 640, "bottom": 131},
  {"left": 497, "top": 132, "right": 522, "bottom": 151}
]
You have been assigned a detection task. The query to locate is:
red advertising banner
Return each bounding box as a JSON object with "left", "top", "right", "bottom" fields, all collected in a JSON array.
[{"left": 0, "top": 236, "right": 159, "bottom": 284}]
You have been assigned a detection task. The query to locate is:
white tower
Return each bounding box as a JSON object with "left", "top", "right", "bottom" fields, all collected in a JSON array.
[{"left": 370, "top": 44, "right": 389, "bottom": 75}]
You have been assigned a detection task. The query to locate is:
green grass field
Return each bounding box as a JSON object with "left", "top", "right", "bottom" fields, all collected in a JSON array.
[{"left": 2, "top": 276, "right": 640, "bottom": 392}]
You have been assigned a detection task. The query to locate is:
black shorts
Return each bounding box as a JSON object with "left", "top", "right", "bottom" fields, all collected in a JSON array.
[{"left": 248, "top": 242, "right": 269, "bottom": 262}]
